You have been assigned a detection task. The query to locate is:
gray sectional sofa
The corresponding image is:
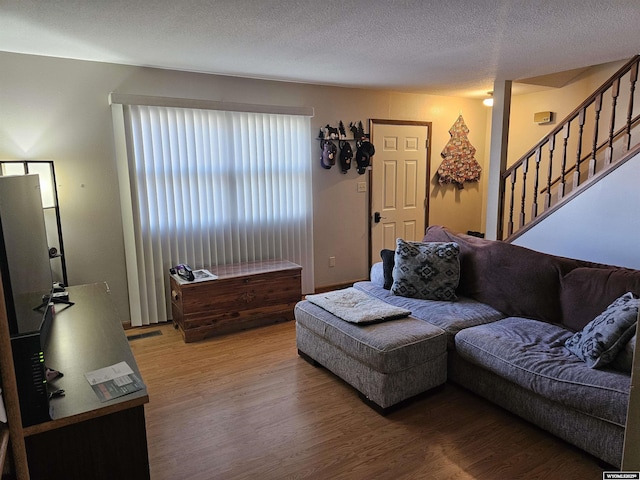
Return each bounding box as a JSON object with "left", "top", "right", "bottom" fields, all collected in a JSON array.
[{"left": 295, "top": 226, "right": 640, "bottom": 468}]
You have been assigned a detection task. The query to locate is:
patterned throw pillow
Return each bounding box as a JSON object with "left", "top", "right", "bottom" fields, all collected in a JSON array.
[
  {"left": 391, "top": 239, "right": 460, "bottom": 301},
  {"left": 565, "top": 292, "right": 639, "bottom": 368}
]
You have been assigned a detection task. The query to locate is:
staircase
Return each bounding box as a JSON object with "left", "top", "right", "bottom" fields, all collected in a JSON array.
[{"left": 499, "top": 55, "right": 640, "bottom": 241}]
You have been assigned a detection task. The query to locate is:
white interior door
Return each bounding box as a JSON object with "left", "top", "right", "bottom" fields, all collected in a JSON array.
[{"left": 370, "top": 121, "right": 430, "bottom": 265}]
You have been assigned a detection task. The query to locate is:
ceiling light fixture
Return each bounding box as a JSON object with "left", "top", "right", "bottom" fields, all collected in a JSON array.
[{"left": 483, "top": 92, "right": 494, "bottom": 107}]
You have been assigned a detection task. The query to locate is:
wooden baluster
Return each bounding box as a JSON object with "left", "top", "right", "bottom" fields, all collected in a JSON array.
[
  {"left": 573, "top": 108, "right": 586, "bottom": 189},
  {"left": 625, "top": 60, "right": 638, "bottom": 151},
  {"left": 545, "top": 135, "right": 555, "bottom": 210},
  {"left": 605, "top": 78, "right": 620, "bottom": 164},
  {"left": 589, "top": 93, "right": 602, "bottom": 178},
  {"left": 519, "top": 157, "right": 528, "bottom": 228},
  {"left": 498, "top": 176, "right": 506, "bottom": 240},
  {"left": 508, "top": 169, "right": 516, "bottom": 236},
  {"left": 559, "top": 123, "right": 570, "bottom": 199},
  {"left": 531, "top": 147, "right": 541, "bottom": 219}
]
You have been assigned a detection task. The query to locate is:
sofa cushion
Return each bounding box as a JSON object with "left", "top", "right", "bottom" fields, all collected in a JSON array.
[
  {"left": 560, "top": 267, "right": 640, "bottom": 331},
  {"left": 354, "top": 281, "right": 504, "bottom": 348},
  {"left": 294, "top": 300, "right": 446, "bottom": 374},
  {"left": 611, "top": 334, "right": 636, "bottom": 373},
  {"left": 455, "top": 317, "right": 631, "bottom": 426},
  {"left": 423, "top": 225, "right": 593, "bottom": 326},
  {"left": 564, "top": 292, "right": 639, "bottom": 368},
  {"left": 391, "top": 239, "right": 460, "bottom": 301}
]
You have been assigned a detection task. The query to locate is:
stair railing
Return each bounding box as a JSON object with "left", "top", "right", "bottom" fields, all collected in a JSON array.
[{"left": 499, "top": 55, "right": 639, "bottom": 241}]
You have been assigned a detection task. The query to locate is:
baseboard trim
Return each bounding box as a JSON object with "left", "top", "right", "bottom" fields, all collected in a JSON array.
[{"left": 312, "top": 279, "right": 367, "bottom": 294}]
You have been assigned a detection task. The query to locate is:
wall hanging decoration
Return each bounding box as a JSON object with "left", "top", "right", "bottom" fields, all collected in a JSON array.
[
  {"left": 317, "top": 120, "right": 369, "bottom": 172},
  {"left": 437, "top": 115, "right": 481, "bottom": 189},
  {"left": 324, "top": 124, "right": 339, "bottom": 139},
  {"left": 338, "top": 140, "right": 353, "bottom": 173},
  {"left": 349, "top": 121, "right": 366, "bottom": 142},
  {"left": 338, "top": 121, "right": 347, "bottom": 139},
  {"left": 355, "top": 140, "right": 375, "bottom": 174},
  {"left": 320, "top": 139, "right": 337, "bottom": 169}
]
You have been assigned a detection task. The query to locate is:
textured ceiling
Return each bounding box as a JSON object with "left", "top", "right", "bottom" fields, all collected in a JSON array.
[{"left": 1, "top": 0, "right": 639, "bottom": 98}]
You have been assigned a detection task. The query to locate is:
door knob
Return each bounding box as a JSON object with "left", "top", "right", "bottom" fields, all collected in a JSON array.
[{"left": 374, "top": 212, "right": 386, "bottom": 223}]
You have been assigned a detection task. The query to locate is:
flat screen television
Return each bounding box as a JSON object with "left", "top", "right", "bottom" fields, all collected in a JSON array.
[
  {"left": 0, "top": 174, "right": 56, "bottom": 426},
  {"left": 0, "top": 174, "right": 54, "bottom": 339}
]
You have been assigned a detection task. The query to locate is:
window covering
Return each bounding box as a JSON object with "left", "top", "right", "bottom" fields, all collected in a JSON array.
[{"left": 116, "top": 102, "right": 313, "bottom": 326}]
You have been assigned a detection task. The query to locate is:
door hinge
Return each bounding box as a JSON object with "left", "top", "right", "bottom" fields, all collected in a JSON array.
[{"left": 425, "top": 139, "right": 429, "bottom": 149}]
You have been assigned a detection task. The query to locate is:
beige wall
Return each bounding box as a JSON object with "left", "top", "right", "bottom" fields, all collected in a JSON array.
[
  {"left": 0, "top": 52, "right": 488, "bottom": 322},
  {"left": 507, "top": 60, "right": 627, "bottom": 166}
]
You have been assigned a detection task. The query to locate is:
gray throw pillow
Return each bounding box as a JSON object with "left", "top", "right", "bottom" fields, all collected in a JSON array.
[
  {"left": 565, "top": 292, "right": 639, "bottom": 369},
  {"left": 391, "top": 239, "right": 460, "bottom": 301}
]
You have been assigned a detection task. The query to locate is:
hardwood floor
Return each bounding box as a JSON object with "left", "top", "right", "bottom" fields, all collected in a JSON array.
[{"left": 129, "top": 321, "right": 605, "bottom": 480}]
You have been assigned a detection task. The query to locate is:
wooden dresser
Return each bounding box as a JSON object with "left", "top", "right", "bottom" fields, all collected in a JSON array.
[{"left": 170, "top": 260, "right": 302, "bottom": 342}]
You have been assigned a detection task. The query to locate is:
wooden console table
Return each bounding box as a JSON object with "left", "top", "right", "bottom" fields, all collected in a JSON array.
[
  {"left": 18, "top": 283, "right": 150, "bottom": 479},
  {"left": 170, "top": 260, "right": 302, "bottom": 342}
]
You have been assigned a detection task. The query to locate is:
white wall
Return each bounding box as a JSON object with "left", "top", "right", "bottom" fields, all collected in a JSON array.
[
  {"left": 512, "top": 151, "right": 640, "bottom": 269},
  {"left": 0, "top": 52, "right": 488, "bottom": 322}
]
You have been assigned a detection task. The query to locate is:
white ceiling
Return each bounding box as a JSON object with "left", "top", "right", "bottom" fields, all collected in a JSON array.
[{"left": 1, "top": 0, "right": 639, "bottom": 98}]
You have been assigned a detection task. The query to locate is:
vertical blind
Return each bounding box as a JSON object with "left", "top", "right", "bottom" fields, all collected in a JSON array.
[{"left": 121, "top": 104, "right": 313, "bottom": 326}]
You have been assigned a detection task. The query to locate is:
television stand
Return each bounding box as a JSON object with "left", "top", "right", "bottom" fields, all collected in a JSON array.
[{"left": 22, "top": 283, "right": 150, "bottom": 479}]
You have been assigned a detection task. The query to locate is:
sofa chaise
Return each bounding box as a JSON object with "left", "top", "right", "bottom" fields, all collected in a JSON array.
[{"left": 295, "top": 226, "right": 640, "bottom": 467}]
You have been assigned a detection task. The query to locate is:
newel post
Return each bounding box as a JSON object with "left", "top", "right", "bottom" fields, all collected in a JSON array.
[{"left": 485, "top": 80, "right": 512, "bottom": 240}]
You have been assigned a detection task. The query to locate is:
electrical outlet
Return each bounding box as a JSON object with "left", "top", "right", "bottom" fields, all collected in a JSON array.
[
  {"left": 329, "top": 256, "right": 336, "bottom": 267},
  {"left": 357, "top": 182, "right": 366, "bottom": 193}
]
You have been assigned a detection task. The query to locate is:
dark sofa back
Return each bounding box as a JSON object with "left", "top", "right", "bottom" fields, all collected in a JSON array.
[
  {"left": 560, "top": 267, "right": 640, "bottom": 331},
  {"left": 423, "top": 225, "right": 640, "bottom": 330}
]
